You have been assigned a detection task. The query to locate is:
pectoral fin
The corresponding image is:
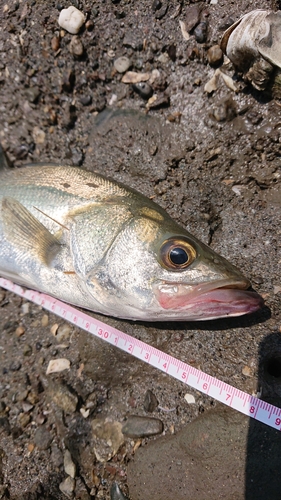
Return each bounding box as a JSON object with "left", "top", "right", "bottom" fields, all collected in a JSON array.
[{"left": 1, "top": 197, "right": 61, "bottom": 265}]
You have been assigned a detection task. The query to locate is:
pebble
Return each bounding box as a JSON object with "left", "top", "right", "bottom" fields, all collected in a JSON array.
[
  {"left": 92, "top": 418, "right": 124, "bottom": 462},
  {"left": 56, "top": 323, "right": 72, "bottom": 342},
  {"left": 51, "top": 444, "right": 64, "bottom": 467},
  {"left": 41, "top": 314, "right": 49, "bottom": 327},
  {"left": 46, "top": 358, "right": 70, "bottom": 374},
  {"left": 48, "top": 381, "right": 78, "bottom": 413},
  {"left": 194, "top": 21, "right": 208, "bottom": 43},
  {"left": 23, "top": 344, "right": 32, "bottom": 356},
  {"left": 242, "top": 365, "right": 252, "bottom": 377},
  {"left": 71, "top": 147, "right": 84, "bottom": 166},
  {"left": 58, "top": 6, "right": 85, "bottom": 35},
  {"left": 144, "top": 390, "right": 158, "bottom": 412},
  {"left": 32, "top": 126, "right": 45, "bottom": 145},
  {"left": 69, "top": 35, "right": 84, "bottom": 57},
  {"left": 51, "top": 35, "right": 60, "bottom": 51},
  {"left": 132, "top": 82, "right": 153, "bottom": 100},
  {"left": 10, "top": 360, "right": 21, "bottom": 371},
  {"left": 184, "top": 393, "right": 196, "bottom": 404},
  {"left": 64, "top": 449, "right": 76, "bottom": 478},
  {"left": 122, "top": 415, "right": 164, "bottom": 438},
  {"left": 15, "top": 325, "right": 25, "bottom": 337},
  {"left": 155, "top": 2, "right": 168, "bottom": 20},
  {"left": 17, "top": 412, "right": 31, "bottom": 428},
  {"left": 114, "top": 56, "right": 131, "bottom": 73},
  {"left": 34, "top": 425, "right": 53, "bottom": 450},
  {"left": 157, "top": 53, "right": 170, "bottom": 65},
  {"left": 79, "top": 95, "right": 92, "bottom": 106},
  {"left": 146, "top": 93, "right": 170, "bottom": 109},
  {"left": 25, "top": 86, "right": 40, "bottom": 103},
  {"left": 51, "top": 323, "right": 59, "bottom": 336},
  {"left": 121, "top": 71, "right": 150, "bottom": 84},
  {"left": 110, "top": 482, "right": 129, "bottom": 500},
  {"left": 59, "top": 476, "right": 75, "bottom": 497},
  {"left": 207, "top": 45, "right": 223, "bottom": 66},
  {"left": 185, "top": 4, "right": 202, "bottom": 32}
]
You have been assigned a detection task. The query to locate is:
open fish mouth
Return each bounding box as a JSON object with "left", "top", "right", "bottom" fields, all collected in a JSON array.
[{"left": 154, "top": 279, "right": 264, "bottom": 320}]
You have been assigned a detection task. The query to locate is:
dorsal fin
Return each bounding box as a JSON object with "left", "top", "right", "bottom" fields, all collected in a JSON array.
[{"left": 0, "top": 144, "right": 12, "bottom": 170}]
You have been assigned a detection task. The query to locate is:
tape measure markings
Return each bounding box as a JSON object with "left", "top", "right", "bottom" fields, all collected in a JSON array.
[{"left": 1, "top": 277, "right": 281, "bottom": 431}]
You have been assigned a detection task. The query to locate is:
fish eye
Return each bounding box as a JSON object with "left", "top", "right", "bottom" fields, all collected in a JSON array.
[{"left": 159, "top": 238, "right": 196, "bottom": 270}]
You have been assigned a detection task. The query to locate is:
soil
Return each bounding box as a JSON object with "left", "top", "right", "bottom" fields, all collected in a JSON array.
[{"left": 0, "top": 0, "right": 281, "bottom": 499}]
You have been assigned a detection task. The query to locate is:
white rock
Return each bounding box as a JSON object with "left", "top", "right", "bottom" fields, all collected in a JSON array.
[
  {"left": 58, "top": 6, "right": 85, "bottom": 35},
  {"left": 46, "top": 358, "right": 70, "bottom": 374},
  {"left": 184, "top": 393, "right": 196, "bottom": 404},
  {"left": 64, "top": 449, "right": 76, "bottom": 478}
]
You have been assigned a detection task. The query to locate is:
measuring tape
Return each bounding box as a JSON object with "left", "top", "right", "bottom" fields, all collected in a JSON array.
[{"left": 1, "top": 277, "right": 280, "bottom": 431}]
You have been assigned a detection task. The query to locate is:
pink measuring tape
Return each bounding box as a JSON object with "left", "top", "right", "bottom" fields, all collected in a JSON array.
[{"left": 1, "top": 277, "right": 280, "bottom": 431}]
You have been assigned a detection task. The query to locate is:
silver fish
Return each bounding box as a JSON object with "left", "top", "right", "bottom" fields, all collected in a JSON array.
[{"left": 0, "top": 146, "right": 263, "bottom": 321}]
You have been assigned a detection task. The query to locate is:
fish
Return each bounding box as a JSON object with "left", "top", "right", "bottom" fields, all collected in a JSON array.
[{"left": 0, "top": 145, "right": 263, "bottom": 321}]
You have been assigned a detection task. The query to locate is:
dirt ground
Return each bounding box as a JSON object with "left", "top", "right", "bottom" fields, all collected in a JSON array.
[{"left": 0, "top": 0, "right": 281, "bottom": 499}]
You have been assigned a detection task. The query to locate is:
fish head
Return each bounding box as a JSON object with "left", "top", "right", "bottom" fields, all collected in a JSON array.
[{"left": 84, "top": 205, "right": 264, "bottom": 321}]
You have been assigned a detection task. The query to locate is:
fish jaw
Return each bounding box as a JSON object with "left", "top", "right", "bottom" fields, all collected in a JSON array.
[{"left": 153, "top": 279, "right": 264, "bottom": 321}]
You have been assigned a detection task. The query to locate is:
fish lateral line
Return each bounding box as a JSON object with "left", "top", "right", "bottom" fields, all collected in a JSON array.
[{"left": 33, "top": 206, "right": 69, "bottom": 231}]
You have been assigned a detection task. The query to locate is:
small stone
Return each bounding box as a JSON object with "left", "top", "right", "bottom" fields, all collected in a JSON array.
[
  {"left": 15, "top": 325, "right": 25, "bottom": 337},
  {"left": 23, "top": 344, "right": 32, "bottom": 356},
  {"left": 18, "top": 412, "right": 31, "bottom": 428},
  {"left": 85, "top": 19, "right": 94, "bottom": 31},
  {"left": 13, "top": 144, "right": 29, "bottom": 159},
  {"left": 242, "top": 365, "right": 252, "bottom": 377},
  {"left": 152, "top": 0, "right": 162, "bottom": 12},
  {"left": 59, "top": 476, "right": 75, "bottom": 497},
  {"left": 48, "top": 381, "right": 78, "bottom": 413},
  {"left": 146, "top": 93, "right": 170, "bottom": 109},
  {"left": 122, "top": 415, "right": 163, "bottom": 438},
  {"left": 58, "top": 6, "right": 85, "bottom": 35},
  {"left": 32, "top": 126, "right": 45, "bottom": 144},
  {"left": 185, "top": 4, "right": 201, "bottom": 32},
  {"left": 184, "top": 393, "right": 196, "bottom": 404},
  {"left": 22, "top": 401, "right": 34, "bottom": 412},
  {"left": 27, "top": 443, "right": 35, "bottom": 453},
  {"left": 144, "top": 390, "right": 158, "bottom": 412},
  {"left": 46, "top": 358, "right": 70, "bottom": 374},
  {"left": 207, "top": 45, "right": 223, "bottom": 66},
  {"left": 41, "top": 314, "right": 49, "bottom": 327},
  {"left": 56, "top": 323, "right": 71, "bottom": 342},
  {"left": 51, "top": 35, "right": 60, "bottom": 51},
  {"left": 132, "top": 82, "right": 153, "bottom": 100},
  {"left": 51, "top": 444, "right": 64, "bottom": 467},
  {"left": 64, "top": 449, "right": 76, "bottom": 478},
  {"left": 121, "top": 71, "right": 150, "bottom": 84},
  {"left": 69, "top": 35, "right": 84, "bottom": 57},
  {"left": 194, "top": 21, "right": 208, "bottom": 43},
  {"left": 157, "top": 53, "right": 169, "bottom": 65},
  {"left": 123, "top": 33, "right": 143, "bottom": 51},
  {"left": 114, "top": 56, "right": 131, "bottom": 73},
  {"left": 71, "top": 147, "right": 84, "bottom": 166},
  {"left": 155, "top": 2, "right": 168, "bottom": 20},
  {"left": 25, "top": 86, "right": 40, "bottom": 103},
  {"left": 51, "top": 323, "right": 59, "bottom": 336},
  {"left": 110, "top": 482, "right": 129, "bottom": 500},
  {"left": 10, "top": 360, "right": 21, "bottom": 371},
  {"left": 34, "top": 425, "right": 53, "bottom": 450},
  {"left": 79, "top": 95, "right": 92, "bottom": 106},
  {"left": 92, "top": 418, "right": 124, "bottom": 462}
]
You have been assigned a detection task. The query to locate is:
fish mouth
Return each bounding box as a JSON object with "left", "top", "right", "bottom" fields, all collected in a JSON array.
[{"left": 153, "top": 279, "right": 264, "bottom": 320}]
